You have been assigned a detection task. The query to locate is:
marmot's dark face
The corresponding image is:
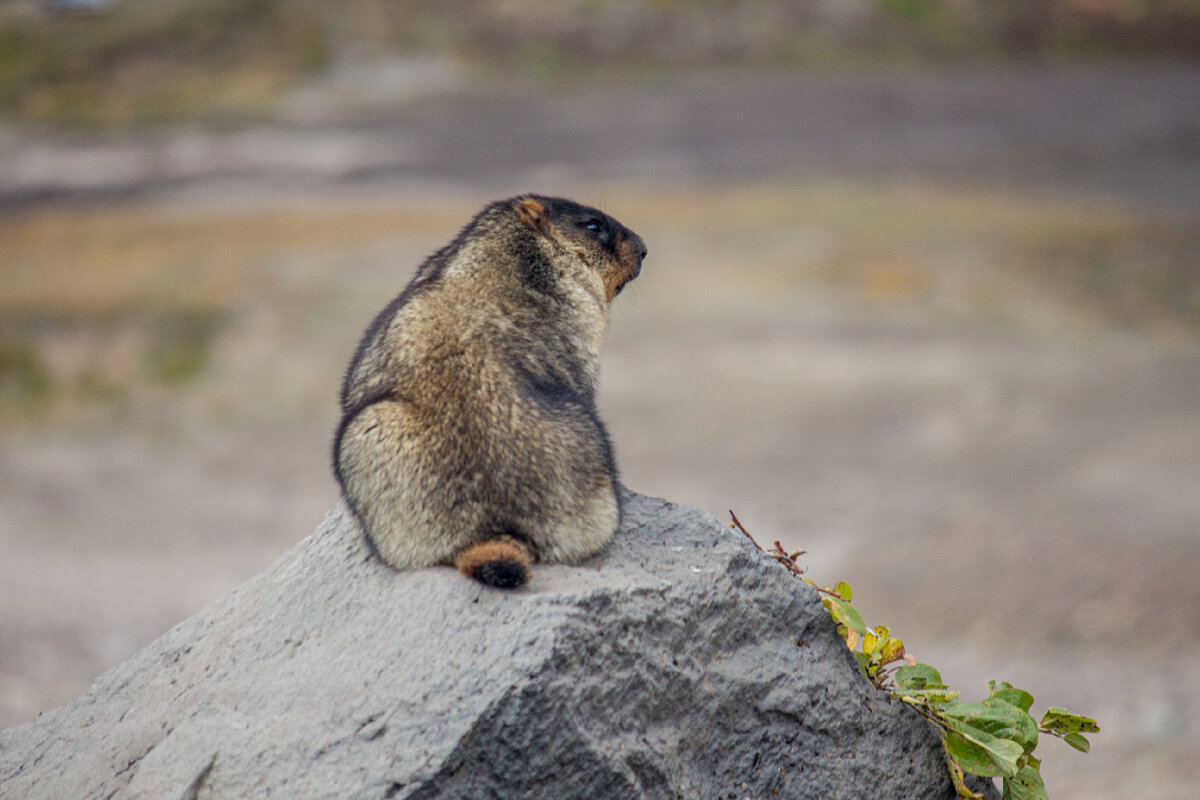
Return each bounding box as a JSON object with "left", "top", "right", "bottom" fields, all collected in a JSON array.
[{"left": 517, "top": 196, "right": 647, "bottom": 302}]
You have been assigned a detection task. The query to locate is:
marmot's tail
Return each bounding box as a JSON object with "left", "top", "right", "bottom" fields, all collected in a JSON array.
[{"left": 455, "top": 537, "right": 532, "bottom": 588}]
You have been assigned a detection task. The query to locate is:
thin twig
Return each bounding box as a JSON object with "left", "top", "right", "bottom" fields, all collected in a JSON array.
[{"left": 730, "top": 510, "right": 808, "bottom": 576}]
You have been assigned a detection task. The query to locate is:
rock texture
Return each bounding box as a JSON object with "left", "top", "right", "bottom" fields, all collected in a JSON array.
[{"left": 0, "top": 490, "right": 994, "bottom": 799}]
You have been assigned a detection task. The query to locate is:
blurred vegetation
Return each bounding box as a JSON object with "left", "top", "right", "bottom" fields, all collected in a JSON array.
[
  {"left": 0, "top": 1, "right": 1196, "bottom": 420},
  {"left": 0, "top": 0, "right": 332, "bottom": 125},
  {"left": 0, "top": 0, "right": 1197, "bottom": 126},
  {"left": 0, "top": 204, "right": 435, "bottom": 424},
  {"left": 2, "top": 186, "right": 1196, "bottom": 424}
]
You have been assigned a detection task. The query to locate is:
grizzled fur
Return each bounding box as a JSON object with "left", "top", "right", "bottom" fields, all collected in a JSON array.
[{"left": 334, "top": 195, "right": 646, "bottom": 587}]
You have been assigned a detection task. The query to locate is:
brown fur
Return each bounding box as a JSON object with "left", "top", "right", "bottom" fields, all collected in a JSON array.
[
  {"left": 516, "top": 197, "right": 548, "bottom": 234},
  {"left": 455, "top": 538, "right": 533, "bottom": 588},
  {"left": 334, "top": 195, "right": 646, "bottom": 588}
]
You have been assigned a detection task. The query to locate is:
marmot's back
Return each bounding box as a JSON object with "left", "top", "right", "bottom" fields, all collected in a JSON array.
[{"left": 334, "top": 196, "right": 646, "bottom": 588}]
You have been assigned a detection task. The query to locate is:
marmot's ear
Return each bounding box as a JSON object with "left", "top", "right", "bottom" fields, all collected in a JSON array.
[{"left": 516, "top": 198, "right": 548, "bottom": 235}]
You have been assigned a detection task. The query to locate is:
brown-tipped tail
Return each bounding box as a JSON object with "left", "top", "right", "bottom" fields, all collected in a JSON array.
[{"left": 455, "top": 538, "right": 532, "bottom": 588}]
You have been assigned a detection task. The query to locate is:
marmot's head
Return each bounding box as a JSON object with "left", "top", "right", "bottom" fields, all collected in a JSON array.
[{"left": 511, "top": 195, "right": 647, "bottom": 303}]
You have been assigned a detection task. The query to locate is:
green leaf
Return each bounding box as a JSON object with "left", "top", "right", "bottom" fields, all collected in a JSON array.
[
  {"left": 833, "top": 580, "right": 852, "bottom": 601},
  {"left": 1062, "top": 732, "right": 1091, "bottom": 753},
  {"left": 941, "top": 717, "right": 1024, "bottom": 778},
  {"left": 944, "top": 697, "right": 1040, "bottom": 754},
  {"left": 851, "top": 651, "right": 870, "bottom": 680},
  {"left": 938, "top": 697, "right": 1039, "bottom": 777},
  {"left": 1039, "top": 707, "right": 1100, "bottom": 736},
  {"left": 825, "top": 595, "right": 867, "bottom": 638},
  {"left": 1001, "top": 764, "right": 1049, "bottom": 800},
  {"left": 989, "top": 686, "right": 1035, "bottom": 714},
  {"left": 895, "top": 663, "right": 947, "bottom": 690}
]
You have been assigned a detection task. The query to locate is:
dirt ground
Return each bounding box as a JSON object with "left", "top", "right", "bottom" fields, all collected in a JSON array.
[{"left": 2, "top": 63, "right": 1199, "bottom": 798}]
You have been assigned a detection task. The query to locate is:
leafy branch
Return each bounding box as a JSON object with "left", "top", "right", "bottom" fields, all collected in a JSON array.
[{"left": 729, "top": 511, "right": 1098, "bottom": 800}]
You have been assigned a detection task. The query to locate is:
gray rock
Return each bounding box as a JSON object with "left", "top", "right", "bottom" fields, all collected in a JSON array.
[{"left": 0, "top": 490, "right": 995, "bottom": 799}]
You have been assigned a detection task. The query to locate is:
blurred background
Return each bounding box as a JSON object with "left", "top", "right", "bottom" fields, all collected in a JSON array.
[{"left": 1, "top": 1, "right": 1199, "bottom": 797}]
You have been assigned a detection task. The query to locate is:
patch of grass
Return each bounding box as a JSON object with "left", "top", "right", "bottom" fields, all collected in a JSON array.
[
  {"left": 0, "top": 205, "right": 445, "bottom": 320},
  {"left": 0, "top": 202, "right": 466, "bottom": 423},
  {"left": 1, "top": 187, "right": 1193, "bottom": 426},
  {"left": 143, "top": 313, "right": 221, "bottom": 387},
  {"left": 0, "top": 0, "right": 332, "bottom": 125},
  {"left": 0, "top": 343, "right": 51, "bottom": 417},
  {"left": 4, "top": 1, "right": 1197, "bottom": 126},
  {"left": 875, "top": 0, "right": 978, "bottom": 54},
  {"left": 1015, "top": 219, "right": 1200, "bottom": 331},
  {"left": 615, "top": 182, "right": 1200, "bottom": 331}
]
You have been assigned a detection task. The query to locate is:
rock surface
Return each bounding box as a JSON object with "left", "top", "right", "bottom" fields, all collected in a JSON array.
[{"left": 0, "top": 490, "right": 993, "bottom": 799}]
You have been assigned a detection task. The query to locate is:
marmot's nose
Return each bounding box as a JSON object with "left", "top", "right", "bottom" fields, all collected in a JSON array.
[{"left": 630, "top": 233, "right": 648, "bottom": 262}]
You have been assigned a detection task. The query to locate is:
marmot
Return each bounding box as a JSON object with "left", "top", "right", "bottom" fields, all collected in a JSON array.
[{"left": 334, "top": 195, "right": 647, "bottom": 589}]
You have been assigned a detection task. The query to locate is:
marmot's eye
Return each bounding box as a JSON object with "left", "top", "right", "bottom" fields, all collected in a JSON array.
[{"left": 581, "top": 219, "right": 603, "bottom": 234}]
